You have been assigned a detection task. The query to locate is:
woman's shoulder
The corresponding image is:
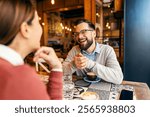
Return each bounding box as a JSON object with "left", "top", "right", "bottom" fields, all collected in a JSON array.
[{"left": 0, "top": 59, "right": 37, "bottom": 78}]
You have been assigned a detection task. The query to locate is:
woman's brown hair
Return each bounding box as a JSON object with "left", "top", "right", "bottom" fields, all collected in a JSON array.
[{"left": 0, "top": 0, "right": 35, "bottom": 45}]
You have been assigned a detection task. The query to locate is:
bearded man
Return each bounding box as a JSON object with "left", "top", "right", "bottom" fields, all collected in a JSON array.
[{"left": 63, "top": 19, "right": 123, "bottom": 84}]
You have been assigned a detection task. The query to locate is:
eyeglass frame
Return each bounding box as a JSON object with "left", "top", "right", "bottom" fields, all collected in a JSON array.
[{"left": 74, "top": 29, "right": 94, "bottom": 38}]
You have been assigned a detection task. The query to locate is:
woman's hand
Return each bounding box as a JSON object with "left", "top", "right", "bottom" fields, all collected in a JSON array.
[{"left": 33, "top": 47, "right": 62, "bottom": 69}]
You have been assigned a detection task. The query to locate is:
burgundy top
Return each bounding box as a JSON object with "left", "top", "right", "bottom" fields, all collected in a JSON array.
[{"left": 0, "top": 58, "right": 63, "bottom": 100}]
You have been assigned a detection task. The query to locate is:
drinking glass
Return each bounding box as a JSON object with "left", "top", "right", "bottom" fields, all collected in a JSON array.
[
  {"left": 63, "top": 81, "right": 74, "bottom": 100},
  {"left": 63, "top": 74, "right": 72, "bottom": 82},
  {"left": 63, "top": 75, "right": 74, "bottom": 100}
]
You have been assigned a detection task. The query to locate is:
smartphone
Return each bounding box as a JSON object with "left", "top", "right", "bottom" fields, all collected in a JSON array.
[{"left": 119, "top": 90, "right": 133, "bottom": 100}]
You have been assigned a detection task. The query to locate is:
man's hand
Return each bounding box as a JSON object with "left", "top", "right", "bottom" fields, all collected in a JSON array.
[{"left": 74, "top": 53, "right": 88, "bottom": 69}]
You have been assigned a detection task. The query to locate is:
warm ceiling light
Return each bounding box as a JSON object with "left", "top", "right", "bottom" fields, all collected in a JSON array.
[
  {"left": 51, "top": 0, "right": 55, "bottom": 5},
  {"left": 42, "top": 22, "right": 45, "bottom": 26}
]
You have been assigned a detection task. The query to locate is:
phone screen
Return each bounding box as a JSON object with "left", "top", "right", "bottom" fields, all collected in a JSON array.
[{"left": 119, "top": 90, "right": 133, "bottom": 100}]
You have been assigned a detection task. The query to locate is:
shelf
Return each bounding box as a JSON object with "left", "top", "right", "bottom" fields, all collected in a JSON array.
[{"left": 103, "top": 1, "right": 124, "bottom": 59}]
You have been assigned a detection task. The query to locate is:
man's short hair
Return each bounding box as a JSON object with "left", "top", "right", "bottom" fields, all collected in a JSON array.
[{"left": 75, "top": 19, "right": 95, "bottom": 30}]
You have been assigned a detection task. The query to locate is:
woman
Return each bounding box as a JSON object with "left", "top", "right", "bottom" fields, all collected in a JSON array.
[{"left": 0, "top": 0, "right": 62, "bottom": 99}]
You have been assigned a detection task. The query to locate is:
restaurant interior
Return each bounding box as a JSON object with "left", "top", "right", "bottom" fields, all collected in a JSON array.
[
  {"left": 27, "top": 0, "right": 124, "bottom": 65},
  {"left": 24, "top": 0, "right": 150, "bottom": 99}
]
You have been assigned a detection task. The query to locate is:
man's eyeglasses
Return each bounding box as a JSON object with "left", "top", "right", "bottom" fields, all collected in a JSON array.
[{"left": 74, "top": 29, "right": 93, "bottom": 38}]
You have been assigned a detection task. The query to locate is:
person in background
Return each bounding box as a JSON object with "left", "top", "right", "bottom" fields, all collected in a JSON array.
[
  {"left": 0, "top": 0, "right": 62, "bottom": 99},
  {"left": 63, "top": 19, "right": 123, "bottom": 84}
]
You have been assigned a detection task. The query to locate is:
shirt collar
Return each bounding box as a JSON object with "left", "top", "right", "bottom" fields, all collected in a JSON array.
[
  {"left": 0, "top": 44, "right": 24, "bottom": 66},
  {"left": 81, "top": 42, "right": 100, "bottom": 55},
  {"left": 95, "top": 42, "right": 100, "bottom": 53}
]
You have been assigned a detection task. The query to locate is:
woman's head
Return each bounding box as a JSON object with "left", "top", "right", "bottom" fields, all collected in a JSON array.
[{"left": 0, "top": 0, "right": 42, "bottom": 56}]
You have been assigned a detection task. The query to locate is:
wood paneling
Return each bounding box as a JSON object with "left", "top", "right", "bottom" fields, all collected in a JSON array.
[
  {"left": 78, "top": 0, "right": 84, "bottom": 5},
  {"left": 91, "top": 0, "right": 96, "bottom": 24},
  {"left": 43, "top": 0, "right": 65, "bottom": 11},
  {"left": 84, "top": 0, "right": 91, "bottom": 21},
  {"left": 43, "top": 13, "right": 48, "bottom": 46},
  {"left": 84, "top": 0, "right": 96, "bottom": 24},
  {"left": 65, "top": 0, "right": 78, "bottom": 7},
  {"left": 42, "top": 0, "right": 84, "bottom": 11}
]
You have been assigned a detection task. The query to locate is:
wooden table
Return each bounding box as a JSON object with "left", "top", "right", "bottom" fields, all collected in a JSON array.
[
  {"left": 121, "top": 81, "right": 150, "bottom": 100},
  {"left": 72, "top": 75, "right": 150, "bottom": 100},
  {"left": 39, "top": 74, "right": 150, "bottom": 100}
]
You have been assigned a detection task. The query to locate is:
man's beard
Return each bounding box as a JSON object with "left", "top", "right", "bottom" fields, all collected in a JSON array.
[{"left": 78, "top": 37, "right": 93, "bottom": 50}]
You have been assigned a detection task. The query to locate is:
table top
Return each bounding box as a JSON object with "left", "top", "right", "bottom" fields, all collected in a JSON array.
[
  {"left": 39, "top": 74, "right": 150, "bottom": 100},
  {"left": 72, "top": 75, "right": 150, "bottom": 100},
  {"left": 122, "top": 81, "right": 150, "bottom": 100}
]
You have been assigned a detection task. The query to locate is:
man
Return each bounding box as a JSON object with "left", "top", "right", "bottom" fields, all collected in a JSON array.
[{"left": 63, "top": 19, "right": 123, "bottom": 84}]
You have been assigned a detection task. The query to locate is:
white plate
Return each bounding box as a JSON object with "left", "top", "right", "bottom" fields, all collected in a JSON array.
[{"left": 83, "top": 77, "right": 101, "bottom": 83}]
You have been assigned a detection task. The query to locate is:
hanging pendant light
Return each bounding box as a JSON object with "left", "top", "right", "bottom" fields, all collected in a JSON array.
[{"left": 51, "top": 0, "right": 55, "bottom": 5}]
